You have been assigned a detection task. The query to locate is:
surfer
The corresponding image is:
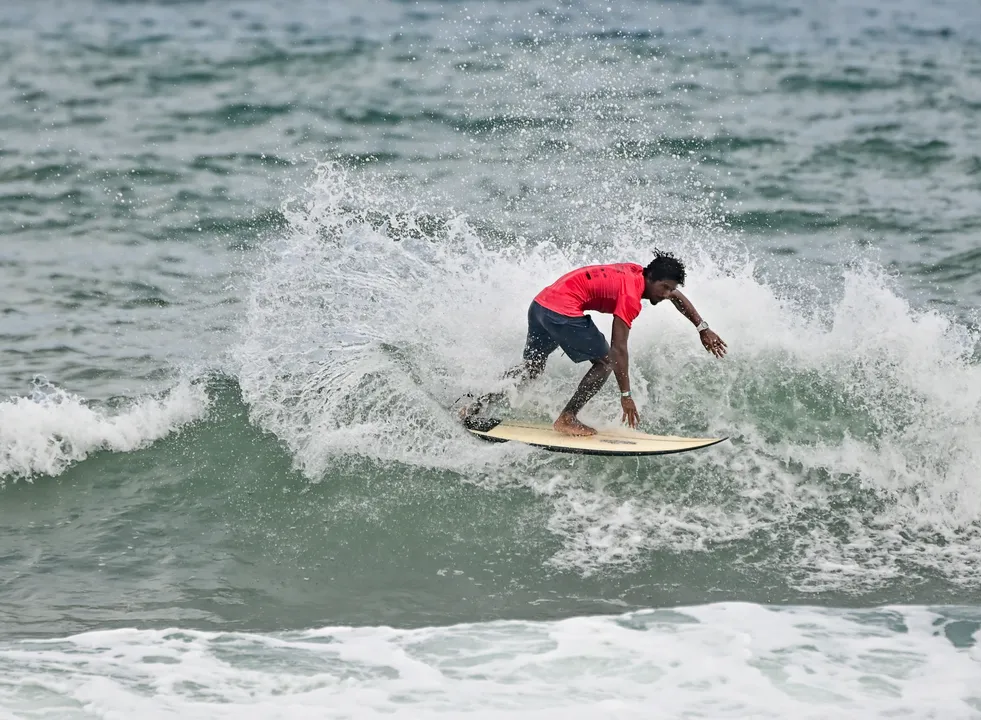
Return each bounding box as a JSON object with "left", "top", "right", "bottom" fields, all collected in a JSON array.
[{"left": 463, "top": 251, "right": 727, "bottom": 436}]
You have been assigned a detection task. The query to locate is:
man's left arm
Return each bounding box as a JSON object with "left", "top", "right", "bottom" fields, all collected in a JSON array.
[{"left": 670, "top": 290, "right": 727, "bottom": 359}]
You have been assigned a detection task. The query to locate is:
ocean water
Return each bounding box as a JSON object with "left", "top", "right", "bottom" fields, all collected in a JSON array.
[{"left": 2, "top": 0, "right": 981, "bottom": 717}]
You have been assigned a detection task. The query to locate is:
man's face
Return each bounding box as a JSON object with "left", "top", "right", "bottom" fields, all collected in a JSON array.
[{"left": 648, "top": 279, "right": 678, "bottom": 303}]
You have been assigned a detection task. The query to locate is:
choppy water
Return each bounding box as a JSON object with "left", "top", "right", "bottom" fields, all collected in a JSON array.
[{"left": 2, "top": 0, "right": 981, "bottom": 717}]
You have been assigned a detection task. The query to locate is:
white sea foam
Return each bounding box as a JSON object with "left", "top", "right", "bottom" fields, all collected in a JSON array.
[
  {"left": 0, "top": 378, "right": 211, "bottom": 482},
  {"left": 1, "top": 603, "right": 978, "bottom": 719},
  {"left": 236, "top": 161, "right": 981, "bottom": 592}
]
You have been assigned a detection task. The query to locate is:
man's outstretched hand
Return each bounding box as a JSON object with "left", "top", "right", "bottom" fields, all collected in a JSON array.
[
  {"left": 700, "top": 329, "right": 728, "bottom": 358},
  {"left": 621, "top": 396, "right": 640, "bottom": 428}
]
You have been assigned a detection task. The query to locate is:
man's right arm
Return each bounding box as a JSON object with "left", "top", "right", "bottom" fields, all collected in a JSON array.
[
  {"left": 611, "top": 317, "right": 640, "bottom": 427},
  {"left": 610, "top": 317, "right": 631, "bottom": 393}
]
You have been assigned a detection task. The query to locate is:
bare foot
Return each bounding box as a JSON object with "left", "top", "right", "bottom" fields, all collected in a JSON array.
[
  {"left": 458, "top": 402, "right": 480, "bottom": 422},
  {"left": 553, "top": 412, "right": 597, "bottom": 436}
]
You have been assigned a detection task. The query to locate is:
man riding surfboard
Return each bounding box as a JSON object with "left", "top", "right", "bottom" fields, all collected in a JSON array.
[{"left": 463, "top": 251, "right": 727, "bottom": 436}]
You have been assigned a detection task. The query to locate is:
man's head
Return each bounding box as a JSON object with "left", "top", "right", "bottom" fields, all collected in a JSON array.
[{"left": 643, "top": 250, "right": 686, "bottom": 302}]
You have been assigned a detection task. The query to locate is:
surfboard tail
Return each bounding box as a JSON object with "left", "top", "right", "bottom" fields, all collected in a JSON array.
[{"left": 462, "top": 415, "right": 504, "bottom": 433}]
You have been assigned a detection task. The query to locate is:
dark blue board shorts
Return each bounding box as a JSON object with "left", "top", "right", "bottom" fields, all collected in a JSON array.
[{"left": 523, "top": 301, "right": 610, "bottom": 364}]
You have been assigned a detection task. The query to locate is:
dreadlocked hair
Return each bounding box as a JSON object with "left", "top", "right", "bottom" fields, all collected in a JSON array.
[{"left": 643, "top": 249, "right": 686, "bottom": 285}]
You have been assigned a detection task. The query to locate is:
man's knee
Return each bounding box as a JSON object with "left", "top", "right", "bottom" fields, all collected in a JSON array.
[{"left": 591, "top": 355, "right": 613, "bottom": 374}]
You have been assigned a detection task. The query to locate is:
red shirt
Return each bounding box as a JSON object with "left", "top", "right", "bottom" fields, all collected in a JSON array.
[{"left": 534, "top": 263, "right": 646, "bottom": 328}]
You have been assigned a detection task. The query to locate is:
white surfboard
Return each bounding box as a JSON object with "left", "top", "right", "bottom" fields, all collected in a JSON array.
[{"left": 465, "top": 418, "right": 727, "bottom": 456}]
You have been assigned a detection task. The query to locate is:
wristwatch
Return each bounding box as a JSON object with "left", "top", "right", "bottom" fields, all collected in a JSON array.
[
  {"left": 695, "top": 320, "right": 709, "bottom": 333},
  {"left": 621, "top": 391, "right": 631, "bottom": 398}
]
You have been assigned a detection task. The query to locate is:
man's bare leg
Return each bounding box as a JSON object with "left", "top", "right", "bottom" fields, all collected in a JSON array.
[
  {"left": 503, "top": 354, "right": 547, "bottom": 385},
  {"left": 553, "top": 357, "right": 612, "bottom": 436},
  {"left": 460, "top": 354, "right": 547, "bottom": 420}
]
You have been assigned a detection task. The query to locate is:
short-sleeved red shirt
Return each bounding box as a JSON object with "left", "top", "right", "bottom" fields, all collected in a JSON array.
[{"left": 533, "top": 263, "right": 647, "bottom": 328}]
